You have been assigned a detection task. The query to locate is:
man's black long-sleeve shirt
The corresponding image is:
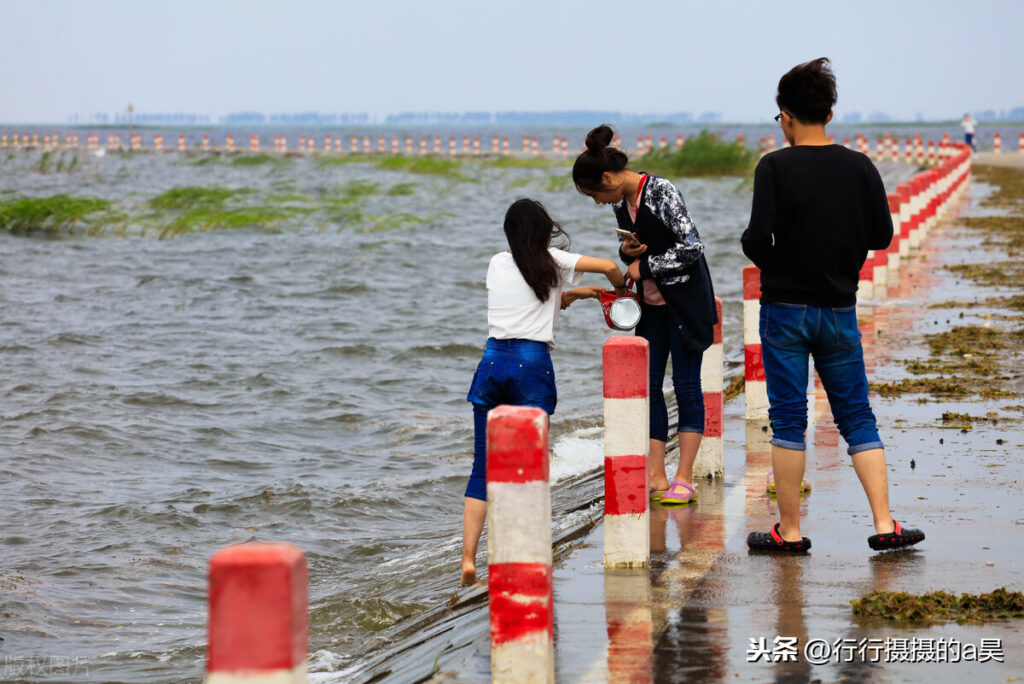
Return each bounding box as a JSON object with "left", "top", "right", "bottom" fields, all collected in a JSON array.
[{"left": 741, "top": 145, "right": 893, "bottom": 307}]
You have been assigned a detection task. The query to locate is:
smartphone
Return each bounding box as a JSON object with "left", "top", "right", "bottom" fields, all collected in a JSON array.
[{"left": 614, "top": 228, "right": 640, "bottom": 244}]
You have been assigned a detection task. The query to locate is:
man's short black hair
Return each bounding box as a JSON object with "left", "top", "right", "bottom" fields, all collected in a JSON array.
[{"left": 776, "top": 58, "right": 836, "bottom": 125}]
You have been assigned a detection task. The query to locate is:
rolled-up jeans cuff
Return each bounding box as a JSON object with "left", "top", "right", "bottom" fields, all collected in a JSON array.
[
  {"left": 848, "top": 440, "right": 885, "bottom": 456},
  {"left": 771, "top": 437, "right": 806, "bottom": 451},
  {"left": 678, "top": 427, "right": 704, "bottom": 435}
]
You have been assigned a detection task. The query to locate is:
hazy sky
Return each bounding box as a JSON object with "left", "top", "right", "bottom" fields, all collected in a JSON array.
[{"left": 1, "top": 0, "right": 1022, "bottom": 123}]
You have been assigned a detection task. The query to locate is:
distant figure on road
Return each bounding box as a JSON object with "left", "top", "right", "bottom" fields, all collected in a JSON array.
[
  {"left": 461, "top": 199, "right": 626, "bottom": 585},
  {"left": 741, "top": 57, "right": 925, "bottom": 553},
  {"left": 961, "top": 113, "right": 977, "bottom": 153}
]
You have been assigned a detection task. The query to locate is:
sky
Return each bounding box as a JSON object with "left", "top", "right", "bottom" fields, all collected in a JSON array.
[{"left": 1, "top": 0, "right": 1022, "bottom": 124}]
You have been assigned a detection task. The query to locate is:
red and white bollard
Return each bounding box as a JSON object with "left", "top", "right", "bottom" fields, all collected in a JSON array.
[
  {"left": 334, "top": 136, "right": 342, "bottom": 152},
  {"left": 928, "top": 140, "right": 936, "bottom": 165},
  {"left": 561, "top": 137, "right": 568, "bottom": 154},
  {"left": 767, "top": 134, "right": 775, "bottom": 152},
  {"left": 351, "top": 135, "right": 358, "bottom": 153},
  {"left": 324, "top": 135, "right": 332, "bottom": 152},
  {"left": 553, "top": 135, "right": 559, "bottom": 154},
  {"left": 743, "top": 265, "right": 768, "bottom": 421},
  {"left": 178, "top": 134, "right": 186, "bottom": 151},
  {"left": 299, "top": 135, "right": 306, "bottom": 150},
  {"left": 363, "top": 136, "right": 371, "bottom": 154},
  {"left": 602, "top": 337, "right": 650, "bottom": 568},
  {"left": 522, "top": 135, "right": 530, "bottom": 154},
  {"left": 449, "top": 137, "right": 456, "bottom": 155},
  {"left": 492, "top": 135, "right": 499, "bottom": 153},
  {"left": 249, "top": 135, "right": 259, "bottom": 152},
  {"left": 392, "top": 136, "right": 399, "bottom": 154},
  {"left": 891, "top": 138, "right": 899, "bottom": 162},
  {"left": 1, "top": 132, "right": 6, "bottom": 147},
  {"left": 306, "top": 136, "right": 314, "bottom": 153},
  {"left": 202, "top": 134, "right": 210, "bottom": 152},
  {"left": 676, "top": 134, "right": 683, "bottom": 150},
  {"left": 857, "top": 248, "right": 875, "bottom": 300},
  {"left": 843, "top": 137, "right": 851, "bottom": 149},
  {"left": 225, "top": 134, "right": 234, "bottom": 152},
  {"left": 905, "top": 139, "right": 913, "bottom": 164},
  {"left": 531, "top": 137, "right": 539, "bottom": 155},
  {"left": 207, "top": 542, "right": 308, "bottom": 684},
  {"left": 886, "top": 193, "right": 901, "bottom": 281},
  {"left": 645, "top": 134, "right": 652, "bottom": 152},
  {"left": 994, "top": 132, "right": 1002, "bottom": 153},
  {"left": 876, "top": 137, "right": 884, "bottom": 161},
  {"left": 377, "top": 135, "right": 385, "bottom": 153},
  {"left": 473, "top": 136, "right": 480, "bottom": 155},
  {"left": 131, "top": 133, "right": 141, "bottom": 151},
  {"left": 435, "top": 135, "right": 442, "bottom": 154},
  {"left": 405, "top": 135, "right": 413, "bottom": 154},
  {"left": 659, "top": 136, "right": 666, "bottom": 150},
  {"left": 486, "top": 405, "right": 554, "bottom": 684},
  {"left": 153, "top": 134, "right": 163, "bottom": 152},
  {"left": 502, "top": 137, "right": 509, "bottom": 155},
  {"left": 636, "top": 137, "right": 644, "bottom": 155},
  {"left": 420, "top": 137, "right": 427, "bottom": 155},
  {"left": 695, "top": 297, "right": 724, "bottom": 478}
]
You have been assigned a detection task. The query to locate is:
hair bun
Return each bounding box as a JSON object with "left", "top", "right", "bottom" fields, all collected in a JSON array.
[{"left": 584, "top": 124, "right": 614, "bottom": 152}]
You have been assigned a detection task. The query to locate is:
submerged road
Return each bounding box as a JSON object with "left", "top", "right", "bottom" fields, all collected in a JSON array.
[{"left": 334, "top": 170, "right": 1024, "bottom": 683}]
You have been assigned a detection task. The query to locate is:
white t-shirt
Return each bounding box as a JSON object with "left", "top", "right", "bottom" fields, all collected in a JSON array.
[
  {"left": 486, "top": 248, "right": 583, "bottom": 348},
  {"left": 961, "top": 117, "right": 976, "bottom": 134}
]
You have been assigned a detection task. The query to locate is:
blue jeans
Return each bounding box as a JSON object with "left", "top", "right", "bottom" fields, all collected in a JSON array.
[
  {"left": 465, "top": 338, "right": 556, "bottom": 501},
  {"left": 759, "top": 303, "right": 883, "bottom": 455},
  {"left": 635, "top": 303, "right": 704, "bottom": 442}
]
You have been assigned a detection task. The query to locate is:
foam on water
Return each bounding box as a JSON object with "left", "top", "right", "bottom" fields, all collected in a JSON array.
[{"left": 550, "top": 427, "right": 604, "bottom": 482}]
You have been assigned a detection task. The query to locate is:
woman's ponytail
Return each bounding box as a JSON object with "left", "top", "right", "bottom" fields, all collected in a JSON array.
[{"left": 573, "top": 124, "right": 629, "bottom": 193}]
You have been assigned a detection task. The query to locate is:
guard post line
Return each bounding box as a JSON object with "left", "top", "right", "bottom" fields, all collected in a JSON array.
[
  {"left": 602, "top": 336, "right": 650, "bottom": 568},
  {"left": 694, "top": 297, "right": 724, "bottom": 478},
  {"left": 207, "top": 542, "right": 308, "bottom": 683},
  {"left": 743, "top": 265, "right": 768, "bottom": 421},
  {"left": 486, "top": 405, "right": 554, "bottom": 684}
]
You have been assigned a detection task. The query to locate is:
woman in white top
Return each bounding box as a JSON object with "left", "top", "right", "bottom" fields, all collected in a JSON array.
[{"left": 461, "top": 198, "right": 627, "bottom": 585}]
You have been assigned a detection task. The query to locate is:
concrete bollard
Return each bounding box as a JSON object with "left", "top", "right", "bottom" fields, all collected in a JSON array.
[
  {"left": 376, "top": 135, "right": 384, "bottom": 153},
  {"left": 474, "top": 136, "right": 480, "bottom": 155},
  {"left": 994, "top": 132, "right": 1001, "bottom": 153},
  {"left": 435, "top": 135, "right": 442, "bottom": 154},
  {"left": 891, "top": 137, "right": 899, "bottom": 162},
  {"left": 886, "top": 194, "right": 902, "bottom": 280},
  {"left": 636, "top": 137, "right": 643, "bottom": 155},
  {"left": 1019, "top": 133, "right": 1023, "bottom": 154},
  {"left": 645, "top": 134, "right": 652, "bottom": 152},
  {"left": 743, "top": 265, "right": 768, "bottom": 421},
  {"left": 843, "top": 137, "right": 851, "bottom": 149},
  {"left": 523, "top": 135, "right": 530, "bottom": 154},
  {"left": 531, "top": 137, "right": 539, "bottom": 155},
  {"left": 335, "top": 136, "right": 342, "bottom": 152},
  {"left": 876, "top": 137, "right": 884, "bottom": 161},
  {"left": 694, "top": 297, "right": 724, "bottom": 478},
  {"left": 249, "top": 134, "right": 259, "bottom": 153},
  {"left": 659, "top": 136, "right": 666, "bottom": 150},
  {"left": 561, "top": 137, "right": 568, "bottom": 155},
  {"left": 178, "top": 134, "right": 186, "bottom": 151},
  {"left": 449, "top": 137, "right": 456, "bottom": 155},
  {"left": 486, "top": 405, "right": 554, "bottom": 684},
  {"left": 392, "top": 136, "right": 399, "bottom": 154},
  {"left": 207, "top": 542, "right": 308, "bottom": 683},
  {"left": 502, "top": 137, "right": 509, "bottom": 155},
  {"left": 418, "top": 136, "right": 426, "bottom": 155},
  {"left": 225, "top": 134, "right": 234, "bottom": 152},
  {"left": 363, "top": 136, "right": 371, "bottom": 154},
  {"left": 676, "top": 134, "right": 683, "bottom": 150},
  {"left": 324, "top": 135, "right": 332, "bottom": 152},
  {"left": 602, "top": 337, "right": 650, "bottom": 568},
  {"left": 350, "top": 135, "right": 358, "bottom": 153},
  {"left": 202, "top": 134, "right": 209, "bottom": 152},
  {"left": 154, "top": 133, "right": 163, "bottom": 152},
  {"left": 896, "top": 184, "right": 911, "bottom": 257},
  {"left": 767, "top": 134, "right": 775, "bottom": 151},
  {"left": 857, "top": 250, "right": 874, "bottom": 300},
  {"left": 406, "top": 135, "right": 413, "bottom": 154},
  {"left": 493, "top": 135, "right": 499, "bottom": 153},
  {"left": 904, "top": 139, "right": 912, "bottom": 164}
]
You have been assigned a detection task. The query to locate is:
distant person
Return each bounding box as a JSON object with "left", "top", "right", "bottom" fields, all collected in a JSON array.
[
  {"left": 961, "top": 113, "right": 977, "bottom": 152},
  {"left": 573, "top": 125, "right": 718, "bottom": 506},
  {"left": 741, "top": 57, "right": 925, "bottom": 553},
  {"left": 461, "top": 198, "right": 626, "bottom": 585}
]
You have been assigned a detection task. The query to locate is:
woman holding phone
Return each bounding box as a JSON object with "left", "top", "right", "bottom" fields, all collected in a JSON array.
[
  {"left": 573, "top": 124, "right": 718, "bottom": 506},
  {"left": 461, "top": 198, "right": 627, "bottom": 585}
]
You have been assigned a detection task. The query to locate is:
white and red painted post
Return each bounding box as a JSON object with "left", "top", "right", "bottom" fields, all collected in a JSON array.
[
  {"left": 695, "top": 297, "right": 724, "bottom": 478},
  {"left": 994, "top": 132, "right": 1002, "bottom": 153},
  {"left": 178, "top": 134, "right": 186, "bottom": 151},
  {"left": 225, "top": 134, "right": 234, "bottom": 152},
  {"left": 659, "top": 136, "right": 666, "bottom": 150},
  {"left": 1, "top": 132, "right": 6, "bottom": 147},
  {"left": 420, "top": 137, "right": 427, "bottom": 155},
  {"left": 561, "top": 137, "right": 568, "bottom": 155},
  {"left": 392, "top": 136, "right": 399, "bottom": 154},
  {"left": 435, "top": 135, "right": 442, "bottom": 154},
  {"left": 857, "top": 248, "right": 875, "bottom": 300},
  {"left": 73, "top": 133, "right": 79, "bottom": 147},
  {"left": 449, "top": 136, "right": 456, "bottom": 155},
  {"left": 843, "top": 137, "right": 851, "bottom": 149},
  {"left": 886, "top": 193, "right": 902, "bottom": 281},
  {"left": 473, "top": 136, "right": 480, "bottom": 155},
  {"left": 602, "top": 337, "right": 650, "bottom": 568},
  {"left": 636, "top": 137, "right": 644, "bottom": 155},
  {"left": 153, "top": 133, "right": 163, "bottom": 152},
  {"left": 767, "top": 134, "right": 775, "bottom": 152},
  {"left": 334, "top": 136, "right": 341, "bottom": 153},
  {"left": 522, "top": 135, "right": 530, "bottom": 154},
  {"left": 363, "top": 136, "right": 371, "bottom": 154},
  {"left": 299, "top": 135, "right": 306, "bottom": 150},
  {"left": 486, "top": 405, "right": 554, "bottom": 684},
  {"left": 131, "top": 133, "right": 141, "bottom": 151},
  {"left": 207, "top": 543, "right": 307, "bottom": 683},
  {"left": 676, "top": 134, "right": 684, "bottom": 150},
  {"left": 927, "top": 140, "right": 936, "bottom": 165},
  {"left": 1019, "top": 133, "right": 1024, "bottom": 154},
  {"left": 492, "top": 135, "right": 499, "bottom": 154},
  {"left": 202, "top": 134, "right": 210, "bottom": 152},
  {"left": 406, "top": 135, "right": 413, "bottom": 155},
  {"left": 376, "top": 135, "right": 384, "bottom": 153},
  {"left": 531, "top": 137, "right": 539, "bottom": 155},
  {"left": 905, "top": 139, "right": 913, "bottom": 164},
  {"left": 351, "top": 135, "right": 358, "bottom": 153},
  {"left": 502, "top": 137, "right": 509, "bottom": 155},
  {"left": 743, "top": 265, "right": 768, "bottom": 421},
  {"left": 249, "top": 135, "right": 259, "bottom": 153},
  {"left": 645, "top": 134, "right": 652, "bottom": 152},
  {"left": 891, "top": 138, "right": 899, "bottom": 162},
  {"left": 876, "top": 137, "right": 884, "bottom": 161}
]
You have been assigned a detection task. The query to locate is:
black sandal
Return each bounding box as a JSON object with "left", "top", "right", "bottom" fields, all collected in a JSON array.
[
  {"left": 868, "top": 520, "right": 925, "bottom": 550},
  {"left": 747, "top": 522, "right": 811, "bottom": 552}
]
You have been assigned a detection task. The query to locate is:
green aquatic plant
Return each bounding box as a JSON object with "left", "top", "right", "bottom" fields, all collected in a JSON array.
[
  {"left": 230, "top": 155, "right": 288, "bottom": 167},
  {"left": 338, "top": 179, "right": 378, "bottom": 198},
  {"left": 315, "top": 155, "right": 371, "bottom": 167},
  {"left": 545, "top": 174, "right": 571, "bottom": 193},
  {"left": 0, "top": 194, "right": 111, "bottom": 234},
  {"left": 376, "top": 156, "right": 468, "bottom": 179},
  {"left": 34, "top": 150, "right": 53, "bottom": 174},
  {"left": 483, "top": 156, "right": 563, "bottom": 170},
  {"left": 387, "top": 182, "right": 418, "bottom": 196},
  {"left": 148, "top": 186, "right": 251, "bottom": 211},
  {"left": 852, "top": 588, "right": 1024, "bottom": 624},
  {"left": 638, "top": 130, "right": 757, "bottom": 177}
]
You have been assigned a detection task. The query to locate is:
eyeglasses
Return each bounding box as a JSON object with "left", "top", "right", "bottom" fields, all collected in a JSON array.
[{"left": 774, "top": 112, "right": 784, "bottom": 123}]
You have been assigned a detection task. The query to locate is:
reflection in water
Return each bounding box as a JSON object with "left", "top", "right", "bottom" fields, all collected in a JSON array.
[
  {"left": 771, "top": 557, "right": 812, "bottom": 684},
  {"left": 605, "top": 570, "right": 653, "bottom": 683}
]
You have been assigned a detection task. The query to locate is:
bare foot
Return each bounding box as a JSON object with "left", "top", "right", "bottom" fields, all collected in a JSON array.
[
  {"left": 649, "top": 472, "right": 670, "bottom": 491},
  {"left": 460, "top": 564, "right": 477, "bottom": 586}
]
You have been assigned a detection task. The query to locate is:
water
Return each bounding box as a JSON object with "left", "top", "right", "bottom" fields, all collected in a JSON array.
[{"left": 0, "top": 142, "right": 918, "bottom": 681}]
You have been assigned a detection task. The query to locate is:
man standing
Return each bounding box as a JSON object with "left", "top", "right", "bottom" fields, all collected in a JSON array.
[
  {"left": 961, "top": 113, "right": 977, "bottom": 153},
  {"left": 741, "top": 57, "right": 925, "bottom": 553}
]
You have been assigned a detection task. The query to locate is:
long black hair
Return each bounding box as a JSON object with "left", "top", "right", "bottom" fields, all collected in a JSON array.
[
  {"left": 572, "top": 124, "right": 630, "bottom": 194},
  {"left": 503, "top": 198, "right": 570, "bottom": 303}
]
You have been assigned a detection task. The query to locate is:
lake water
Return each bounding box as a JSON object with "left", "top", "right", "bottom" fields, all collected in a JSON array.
[{"left": 0, "top": 137, "right": 918, "bottom": 681}]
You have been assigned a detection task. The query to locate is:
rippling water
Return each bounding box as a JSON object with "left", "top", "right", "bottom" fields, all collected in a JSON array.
[{"left": 0, "top": 143, "right": 918, "bottom": 681}]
